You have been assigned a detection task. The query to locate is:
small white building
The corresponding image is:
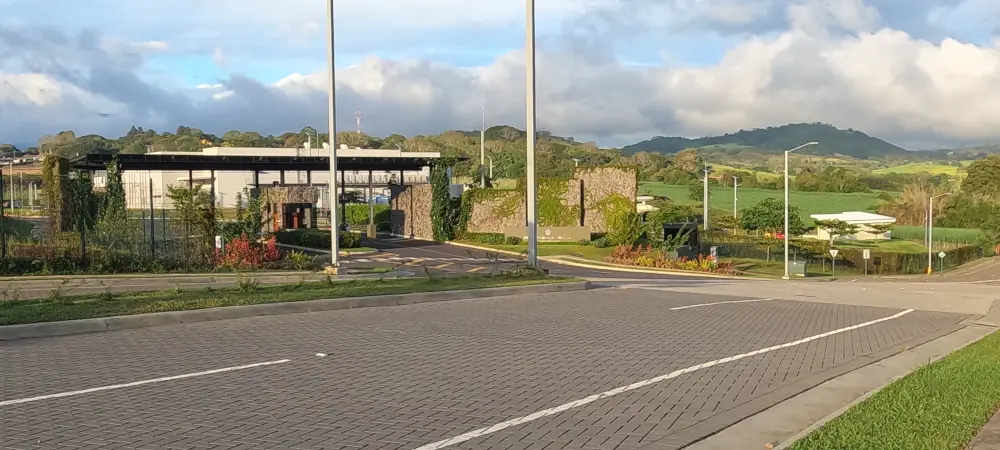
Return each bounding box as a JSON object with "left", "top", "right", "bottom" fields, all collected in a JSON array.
[
  {"left": 809, "top": 211, "right": 896, "bottom": 241},
  {"left": 636, "top": 195, "right": 658, "bottom": 213}
]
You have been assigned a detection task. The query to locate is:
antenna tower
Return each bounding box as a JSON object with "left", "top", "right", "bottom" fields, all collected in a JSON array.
[{"left": 354, "top": 110, "right": 362, "bottom": 134}]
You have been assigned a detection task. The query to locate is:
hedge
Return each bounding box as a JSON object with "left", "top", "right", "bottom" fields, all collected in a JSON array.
[
  {"left": 344, "top": 204, "right": 390, "bottom": 227},
  {"left": 274, "top": 229, "right": 362, "bottom": 249}
]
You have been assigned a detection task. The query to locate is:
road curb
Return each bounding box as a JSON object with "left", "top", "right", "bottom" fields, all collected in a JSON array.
[
  {"left": 445, "top": 241, "right": 759, "bottom": 280},
  {"left": 0, "top": 280, "right": 591, "bottom": 341},
  {"left": 0, "top": 270, "right": 321, "bottom": 282},
  {"left": 446, "top": 241, "right": 526, "bottom": 258},
  {"left": 275, "top": 243, "right": 380, "bottom": 256},
  {"left": 546, "top": 257, "right": 752, "bottom": 280}
]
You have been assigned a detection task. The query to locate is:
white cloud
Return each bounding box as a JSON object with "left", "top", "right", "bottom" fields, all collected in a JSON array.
[{"left": 1, "top": 0, "right": 1000, "bottom": 150}]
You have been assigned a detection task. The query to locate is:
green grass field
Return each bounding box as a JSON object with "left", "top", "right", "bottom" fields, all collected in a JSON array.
[
  {"left": 892, "top": 225, "right": 985, "bottom": 244},
  {"left": 639, "top": 183, "right": 886, "bottom": 219},
  {"left": 873, "top": 162, "right": 971, "bottom": 177}
]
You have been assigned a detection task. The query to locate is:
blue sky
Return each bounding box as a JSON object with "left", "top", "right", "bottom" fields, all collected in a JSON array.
[{"left": 1, "top": 0, "right": 999, "bottom": 149}]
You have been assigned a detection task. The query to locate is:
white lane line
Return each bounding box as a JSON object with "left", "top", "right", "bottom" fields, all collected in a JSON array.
[
  {"left": 0, "top": 359, "right": 291, "bottom": 407},
  {"left": 412, "top": 309, "right": 914, "bottom": 450},
  {"left": 670, "top": 298, "right": 775, "bottom": 310}
]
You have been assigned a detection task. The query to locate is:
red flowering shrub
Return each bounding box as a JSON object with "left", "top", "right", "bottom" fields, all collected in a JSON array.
[
  {"left": 216, "top": 234, "right": 280, "bottom": 270},
  {"left": 605, "top": 244, "right": 743, "bottom": 275}
]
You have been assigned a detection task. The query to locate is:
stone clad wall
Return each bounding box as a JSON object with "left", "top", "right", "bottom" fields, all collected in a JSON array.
[
  {"left": 465, "top": 191, "right": 525, "bottom": 234},
  {"left": 465, "top": 167, "right": 636, "bottom": 234},
  {"left": 389, "top": 184, "right": 433, "bottom": 239},
  {"left": 576, "top": 167, "right": 638, "bottom": 233},
  {"left": 388, "top": 167, "right": 637, "bottom": 240}
]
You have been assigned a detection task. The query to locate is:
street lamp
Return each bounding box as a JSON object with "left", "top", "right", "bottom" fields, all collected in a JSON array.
[
  {"left": 732, "top": 176, "right": 740, "bottom": 219},
  {"left": 783, "top": 141, "right": 819, "bottom": 280},
  {"left": 480, "top": 106, "right": 486, "bottom": 188},
  {"left": 702, "top": 160, "right": 712, "bottom": 229},
  {"left": 525, "top": 0, "right": 538, "bottom": 267},
  {"left": 325, "top": 0, "right": 340, "bottom": 271},
  {"left": 927, "top": 192, "right": 953, "bottom": 274}
]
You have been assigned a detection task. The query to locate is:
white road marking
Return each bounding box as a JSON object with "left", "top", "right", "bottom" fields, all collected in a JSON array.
[
  {"left": 0, "top": 359, "right": 291, "bottom": 407},
  {"left": 669, "top": 298, "right": 775, "bottom": 310},
  {"left": 412, "top": 309, "right": 914, "bottom": 450}
]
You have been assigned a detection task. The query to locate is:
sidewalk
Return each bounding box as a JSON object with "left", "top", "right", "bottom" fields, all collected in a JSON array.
[{"left": 969, "top": 411, "right": 1000, "bottom": 449}]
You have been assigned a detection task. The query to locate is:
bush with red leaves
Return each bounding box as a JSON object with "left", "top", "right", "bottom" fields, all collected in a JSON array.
[{"left": 216, "top": 234, "right": 281, "bottom": 270}]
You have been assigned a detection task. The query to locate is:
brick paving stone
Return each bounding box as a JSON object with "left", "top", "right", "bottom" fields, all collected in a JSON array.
[{"left": 0, "top": 289, "right": 966, "bottom": 450}]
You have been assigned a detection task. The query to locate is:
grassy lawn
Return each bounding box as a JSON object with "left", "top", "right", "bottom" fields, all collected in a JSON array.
[
  {"left": 893, "top": 225, "right": 985, "bottom": 245},
  {"left": 873, "top": 161, "right": 971, "bottom": 177},
  {"left": 0, "top": 275, "right": 576, "bottom": 326},
  {"left": 836, "top": 239, "right": 927, "bottom": 253},
  {"left": 787, "top": 330, "right": 1000, "bottom": 450},
  {"left": 458, "top": 242, "right": 615, "bottom": 260},
  {"left": 638, "top": 183, "right": 887, "bottom": 220}
]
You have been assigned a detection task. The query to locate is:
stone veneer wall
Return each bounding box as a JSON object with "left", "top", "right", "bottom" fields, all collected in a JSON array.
[
  {"left": 389, "top": 184, "right": 433, "bottom": 240},
  {"left": 576, "top": 167, "right": 638, "bottom": 233},
  {"left": 464, "top": 167, "right": 636, "bottom": 234}
]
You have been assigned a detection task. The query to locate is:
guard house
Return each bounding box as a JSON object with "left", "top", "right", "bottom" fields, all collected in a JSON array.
[{"left": 70, "top": 146, "right": 441, "bottom": 236}]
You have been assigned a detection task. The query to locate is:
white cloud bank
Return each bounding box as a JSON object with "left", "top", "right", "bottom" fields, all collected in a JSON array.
[{"left": 1, "top": 0, "right": 999, "bottom": 149}]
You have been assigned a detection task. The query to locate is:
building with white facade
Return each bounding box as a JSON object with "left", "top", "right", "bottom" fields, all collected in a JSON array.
[{"left": 89, "top": 146, "right": 437, "bottom": 210}]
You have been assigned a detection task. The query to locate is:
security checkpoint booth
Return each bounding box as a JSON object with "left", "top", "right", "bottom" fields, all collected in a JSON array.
[{"left": 71, "top": 147, "right": 441, "bottom": 238}]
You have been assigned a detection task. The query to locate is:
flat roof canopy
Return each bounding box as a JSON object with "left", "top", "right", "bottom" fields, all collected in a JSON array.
[{"left": 69, "top": 153, "right": 453, "bottom": 172}]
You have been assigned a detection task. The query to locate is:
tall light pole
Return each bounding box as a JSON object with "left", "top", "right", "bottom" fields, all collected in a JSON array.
[
  {"left": 702, "top": 161, "right": 712, "bottom": 230},
  {"left": 783, "top": 141, "right": 819, "bottom": 280},
  {"left": 732, "top": 176, "right": 740, "bottom": 219},
  {"left": 525, "top": 0, "right": 538, "bottom": 267},
  {"left": 488, "top": 156, "right": 494, "bottom": 179},
  {"left": 927, "top": 192, "right": 952, "bottom": 274},
  {"left": 480, "top": 106, "right": 486, "bottom": 188},
  {"left": 325, "top": 0, "right": 340, "bottom": 271}
]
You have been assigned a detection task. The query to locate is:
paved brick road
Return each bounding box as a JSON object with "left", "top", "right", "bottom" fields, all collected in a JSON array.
[{"left": 0, "top": 288, "right": 966, "bottom": 450}]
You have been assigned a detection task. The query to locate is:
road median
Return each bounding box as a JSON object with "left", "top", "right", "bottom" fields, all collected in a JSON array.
[{"left": 0, "top": 275, "right": 589, "bottom": 341}]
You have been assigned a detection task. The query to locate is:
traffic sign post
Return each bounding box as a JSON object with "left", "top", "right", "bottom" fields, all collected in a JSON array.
[
  {"left": 829, "top": 249, "right": 839, "bottom": 277},
  {"left": 938, "top": 251, "right": 946, "bottom": 274},
  {"left": 862, "top": 249, "right": 870, "bottom": 275}
]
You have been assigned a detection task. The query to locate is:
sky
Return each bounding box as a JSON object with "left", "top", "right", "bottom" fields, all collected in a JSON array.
[{"left": 1, "top": 0, "right": 999, "bottom": 150}]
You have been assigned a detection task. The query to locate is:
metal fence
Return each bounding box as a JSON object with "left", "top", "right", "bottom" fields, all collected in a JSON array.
[{"left": 700, "top": 229, "right": 989, "bottom": 275}]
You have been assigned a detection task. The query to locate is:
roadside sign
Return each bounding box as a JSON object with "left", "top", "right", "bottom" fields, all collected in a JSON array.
[
  {"left": 938, "top": 251, "right": 946, "bottom": 259},
  {"left": 215, "top": 235, "right": 223, "bottom": 249},
  {"left": 829, "top": 249, "right": 839, "bottom": 258},
  {"left": 862, "top": 249, "right": 870, "bottom": 260}
]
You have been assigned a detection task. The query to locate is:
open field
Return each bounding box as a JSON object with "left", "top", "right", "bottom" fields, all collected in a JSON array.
[
  {"left": 893, "top": 225, "right": 985, "bottom": 244},
  {"left": 639, "top": 182, "right": 887, "bottom": 219},
  {"left": 873, "top": 161, "right": 971, "bottom": 177}
]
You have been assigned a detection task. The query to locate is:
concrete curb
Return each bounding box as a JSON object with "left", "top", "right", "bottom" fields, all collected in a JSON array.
[
  {"left": 546, "top": 256, "right": 752, "bottom": 280},
  {"left": 446, "top": 241, "right": 526, "bottom": 258},
  {"left": 769, "top": 323, "right": 997, "bottom": 450},
  {"left": 445, "top": 241, "right": 758, "bottom": 280},
  {"left": 0, "top": 270, "right": 318, "bottom": 282},
  {"left": 275, "top": 243, "right": 379, "bottom": 256},
  {"left": 0, "top": 280, "right": 591, "bottom": 341}
]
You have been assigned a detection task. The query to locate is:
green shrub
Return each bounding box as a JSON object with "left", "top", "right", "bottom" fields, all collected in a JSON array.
[
  {"left": 273, "top": 229, "right": 362, "bottom": 249},
  {"left": 504, "top": 236, "right": 522, "bottom": 245},
  {"left": 344, "top": 204, "right": 390, "bottom": 227},
  {"left": 464, "top": 233, "right": 506, "bottom": 245},
  {"left": 592, "top": 237, "right": 611, "bottom": 248}
]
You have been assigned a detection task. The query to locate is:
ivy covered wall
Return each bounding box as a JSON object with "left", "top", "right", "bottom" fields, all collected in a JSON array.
[{"left": 462, "top": 167, "right": 637, "bottom": 235}]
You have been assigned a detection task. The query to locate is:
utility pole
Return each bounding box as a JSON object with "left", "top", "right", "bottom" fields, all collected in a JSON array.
[
  {"left": 480, "top": 106, "right": 486, "bottom": 188},
  {"left": 732, "top": 176, "right": 740, "bottom": 219},
  {"left": 702, "top": 161, "right": 711, "bottom": 230}
]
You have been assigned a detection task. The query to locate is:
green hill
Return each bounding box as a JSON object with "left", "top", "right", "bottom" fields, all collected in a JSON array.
[{"left": 622, "top": 123, "right": 908, "bottom": 159}]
